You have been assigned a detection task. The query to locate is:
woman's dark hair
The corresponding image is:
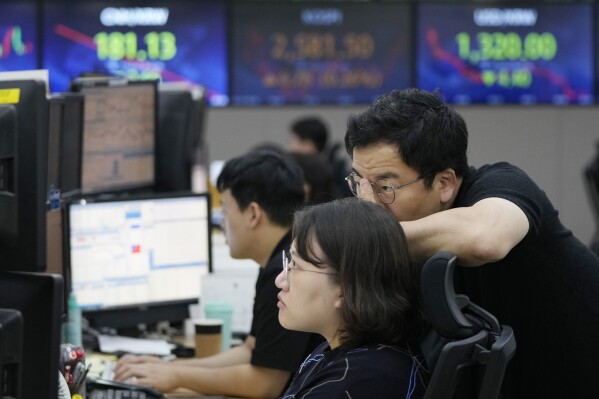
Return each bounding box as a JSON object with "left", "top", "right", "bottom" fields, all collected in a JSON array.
[
  {"left": 292, "top": 198, "right": 427, "bottom": 348},
  {"left": 345, "top": 88, "right": 469, "bottom": 187},
  {"left": 217, "top": 150, "right": 305, "bottom": 227}
]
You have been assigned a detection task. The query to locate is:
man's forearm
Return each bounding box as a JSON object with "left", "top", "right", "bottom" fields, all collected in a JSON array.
[
  {"left": 173, "top": 363, "right": 291, "bottom": 399},
  {"left": 172, "top": 342, "right": 252, "bottom": 368},
  {"left": 401, "top": 198, "right": 529, "bottom": 266}
]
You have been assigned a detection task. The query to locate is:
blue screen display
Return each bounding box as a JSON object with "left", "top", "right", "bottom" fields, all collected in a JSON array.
[
  {"left": 42, "top": 0, "right": 228, "bottom": 106},
  {"left": 417, "top": 4, "right": 594, "bottom": 105},
  {"left": 0, "top": 2, "right": 38, "bottom": 72},
  {"left": 231, "top": 2, "right": 412, "bottom": 105}
]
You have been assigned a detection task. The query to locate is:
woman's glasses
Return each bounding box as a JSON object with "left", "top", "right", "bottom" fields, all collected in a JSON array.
[{"left": 282, "top": 250, "right": 336, "bottom": 281}]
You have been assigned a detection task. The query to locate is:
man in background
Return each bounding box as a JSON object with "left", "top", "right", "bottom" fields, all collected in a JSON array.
[
  {"left": 289, "top": 116, "right": 351, "bottom": 199},
  {"left": 115, "top": 150, "right": 322, "bottom": 398},
  {"left": 344, "top": 88, "right": 599, "bottom": 398},
  {"left": 288, "top": 116, "right": 329, "bottom": 155}
]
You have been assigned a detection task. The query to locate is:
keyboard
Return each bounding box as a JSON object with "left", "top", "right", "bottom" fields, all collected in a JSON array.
[
  {"left": 89, "top": 389, "right": 153, "bottom": 399},
  {"left": 87, "top": 379, "right": 166, "bottom": 399}
]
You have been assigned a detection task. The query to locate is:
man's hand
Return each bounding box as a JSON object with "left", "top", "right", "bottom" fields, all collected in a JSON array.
[
  {"left": 115, "top": 362, "right": 179, "bottom": 393},
  {"left": 114, "top": 354, "right": 164, "bottom": 381},
  {"left": 359, "top": 177, "right": 377, "bottom": 203}
]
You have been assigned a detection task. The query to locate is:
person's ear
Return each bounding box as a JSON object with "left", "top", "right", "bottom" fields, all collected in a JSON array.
[
  {"left": 436, "top": 168, "right": 458, "bottom": 205},
  {"left": 246, "top": 202, "right": 262, "bottom": 229},
  {"left": 333, "top": 287, "right": 344, "bottom": 309}
]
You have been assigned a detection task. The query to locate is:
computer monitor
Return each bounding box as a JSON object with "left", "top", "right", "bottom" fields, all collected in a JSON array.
[
  {"left": 0, "top": 271, "right": 63, "bottom": 399},
  {"left": 47, "top": 95, "right": 65, "bottom": 198},
  {"left": 0, "top": 79, "right": 49, "bottom": 272},
  {"left": 71, "top": 78, "right": 157, "bottom": 195},
  {"left": 0, "top": 308, "right": 22, "bottom": 398},
  {"left": 61, "top": 94, "right": 85, "bottom": 196},
  {"left": 64, "top": 192, "right": 212, "bottom": 332},
  {"left": 155, "top": 84, "right": 207, "bottom": 192},
  {"left": 42, "top": 0, "right": 229, "bottom": 106},
  {"left": 230, "top": 2, "right": 412, "bottom": 105},
  {"left": 0, "top": 1, "right": 38, "bottom": 72},
  {"left": 47, "top": 93, "right": 85, "bottom": 199},
  {"left": 416, "top": 3, "right": 594, "bottom": 105},
  {"left": 0, "top": 105, "right": 17, "bottom": 246}
]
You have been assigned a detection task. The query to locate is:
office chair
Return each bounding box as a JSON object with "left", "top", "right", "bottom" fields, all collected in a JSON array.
[{"left": 419, "top": 252, "right": 516, "bottom": 399}]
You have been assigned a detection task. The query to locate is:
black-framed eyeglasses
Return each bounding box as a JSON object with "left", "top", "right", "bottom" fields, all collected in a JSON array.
[
  {"left": 282, "top": 250, "right": 336, "bottom": 282},
  {"left": 345, "top": 172, "right": 432, "bottom": 204}
]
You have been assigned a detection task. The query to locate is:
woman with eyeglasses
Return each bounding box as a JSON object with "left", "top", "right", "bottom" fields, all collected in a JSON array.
[{"left": 275, "top": 198, "right": 430, "bottom": 398}]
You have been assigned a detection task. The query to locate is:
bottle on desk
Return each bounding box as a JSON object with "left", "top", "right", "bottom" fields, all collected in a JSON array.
[{"left": 62, "top": 291, "right": 82, "bottom": 346}]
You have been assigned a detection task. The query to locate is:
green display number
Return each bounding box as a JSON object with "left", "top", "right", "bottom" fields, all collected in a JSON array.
[
  {"left": 95, "top": 31, "right": 177, "bottom": 62},
  {"left": 456, "top": 31, "right": 557, "bottom": 63}
]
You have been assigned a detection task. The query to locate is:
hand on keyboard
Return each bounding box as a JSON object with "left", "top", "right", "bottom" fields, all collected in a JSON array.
[{"left": 101, "top": 359, "right": 116, "bottom": 381}]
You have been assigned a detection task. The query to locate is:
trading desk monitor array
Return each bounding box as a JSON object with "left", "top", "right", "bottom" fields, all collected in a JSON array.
[
  {"left": 71, "top": 78, "right": 157, "bottom": 195},
  {"left": 65, "top": 192, "right": 212, "bottom": 333}
]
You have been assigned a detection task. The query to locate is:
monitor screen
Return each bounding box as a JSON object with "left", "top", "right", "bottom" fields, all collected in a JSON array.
[
  {"left": 416, "top": 4, "right": 594, "bottom": 105},
  {"left": 42, "top": 0, "right": 229, "bottom": 106},
  {"left": 231, "top": 2, "right": 413, "bottom": 105},
  {"left": 0, "top": 271, "right": 63, "bottom": 399},
  {"left": 65, "top": 192, "right": 212, "bottom": 330},
  {"left": 0, "top": 1, "right": 38, "bottom": 72},
  {"left": 73, "top": 79, "right": 156, "bottom": 195}
]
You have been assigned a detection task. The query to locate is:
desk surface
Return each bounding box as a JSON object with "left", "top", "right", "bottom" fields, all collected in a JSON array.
[
  {"left": 166, "top": 393, "right": 228, "bottom": 399},
  {"left": 87, "top": 353, "right": 240, "bottom": 399}
]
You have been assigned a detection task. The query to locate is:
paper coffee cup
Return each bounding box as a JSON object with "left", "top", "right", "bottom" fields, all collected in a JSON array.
[
  {"left": 204, "top": 301, "right": 234, "bottom": 351},
  {"left": 193, "top": 318, "right": 223, "bottom": 358}
]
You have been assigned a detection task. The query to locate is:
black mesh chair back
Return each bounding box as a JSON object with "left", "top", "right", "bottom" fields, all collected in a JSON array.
[{"left": 420, "top": 252, "right": 516, "bottom": 399}]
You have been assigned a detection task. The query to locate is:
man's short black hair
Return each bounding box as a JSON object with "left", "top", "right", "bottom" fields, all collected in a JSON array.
[
  {"left": 291, "top": 117, "right": 329, "bottom": 153},
  {"left": 345, "top": 88, "right": 469, "bottom": 187},
  {"left": 217, "top": 150, "right": 305, "bottom": 227}
]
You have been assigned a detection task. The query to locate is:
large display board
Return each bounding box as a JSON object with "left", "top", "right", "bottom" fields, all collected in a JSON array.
[
  {"left": 231, "top": 2, "right": 412, "bottom": 105},
  {"left": 417, "top": 4, "right": 594, "bottom": 105},
  {"left": 0, "top": 1, "right": 38, "bottom": 72},
  {"left": 42, "top": 0, "right": 229, "bottom": 105}
]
